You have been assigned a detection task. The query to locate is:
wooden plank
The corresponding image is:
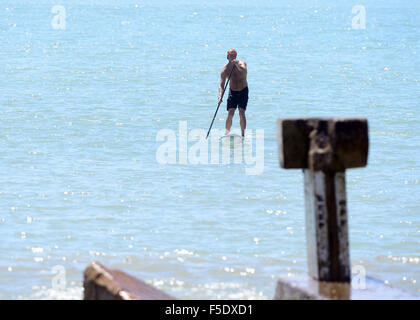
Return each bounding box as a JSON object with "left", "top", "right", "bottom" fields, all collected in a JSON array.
[
  {"left": 83, "top": 261, "right": 176, "bottom": 300},
  {"left": 277, "top": 118, "right": 368, "bottom": 170}
]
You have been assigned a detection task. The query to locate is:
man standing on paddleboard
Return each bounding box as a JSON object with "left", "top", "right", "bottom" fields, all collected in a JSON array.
[{"left": 218, "top": 49, "right": 248, "bottom": 137}]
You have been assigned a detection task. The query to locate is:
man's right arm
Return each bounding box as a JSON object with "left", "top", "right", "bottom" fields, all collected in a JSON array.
[{"left": 218, "top": 69, "right": 227, "bottom": 104}]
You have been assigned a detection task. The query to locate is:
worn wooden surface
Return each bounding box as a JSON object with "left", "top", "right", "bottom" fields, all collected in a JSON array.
[
  {"left": 274, "top": 275, "right": 417, "bottom": 300},
  {"left": 83, "top": 261, "right": 175, "bottom": 300},
  {"left": 304, "top": 170, "right": 350, "bottom": 282},
  {"left": 277, "top": 118, "right": 368, "bottom": 282},
  {"left": 277, "top": 118, "right": 368, "bottom": 171}
]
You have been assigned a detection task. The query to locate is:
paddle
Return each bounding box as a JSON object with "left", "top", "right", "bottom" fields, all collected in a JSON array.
[{"left": 205, "top": 64, "right": 235, "bottom": 139}]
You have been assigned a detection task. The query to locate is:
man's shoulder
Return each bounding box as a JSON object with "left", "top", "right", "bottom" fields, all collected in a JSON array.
[
  {"left": 221, "top": 63, "right": 230, "bottom": 72},
  {"left": 238, "top": 60, "right": 247, "bottom": 67},
  {"left": 221, "top": 66, "right": 229, "bottom": 76}
]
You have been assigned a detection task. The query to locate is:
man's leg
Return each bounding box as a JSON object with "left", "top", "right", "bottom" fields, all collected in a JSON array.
[
  {"left": 239, "top": 108, "right": 246, "bottom": 137},
  {"left": 225, "top": 108, "right": 236, "bottom": 134}
]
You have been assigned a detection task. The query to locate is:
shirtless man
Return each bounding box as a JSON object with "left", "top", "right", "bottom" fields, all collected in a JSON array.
[{"left": 218, "top": 49, "right": 248, "bottom": 137}]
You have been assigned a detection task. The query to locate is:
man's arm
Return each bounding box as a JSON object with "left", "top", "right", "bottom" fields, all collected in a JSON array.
[
  {"left": 218, "top": 69, "right": 227, "bottom": 104},
  {"left": 232, "top": 60, "right": 246, "bottom": 72}
]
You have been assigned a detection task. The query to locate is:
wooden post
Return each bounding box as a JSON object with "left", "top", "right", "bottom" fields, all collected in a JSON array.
[
  {"left": 278, "top": 118, "right": 368, "bottom": 282},
  {"left": 303, "top": 170, "right": 350, "bottom": 281},
  {"left": 275, "top": 118, "right": 417, "bottom": 299}
]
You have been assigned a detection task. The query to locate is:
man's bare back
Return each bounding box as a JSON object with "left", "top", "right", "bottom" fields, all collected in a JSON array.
[
  {"left": 220, "top": 60, "right": 248, "bottom": 91},
  {"left": 218, "top": 49, "right": 248, "bottom": 136}
]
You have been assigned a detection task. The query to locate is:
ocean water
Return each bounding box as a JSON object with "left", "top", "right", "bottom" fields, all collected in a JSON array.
[{"left": 0, "top": 0, "right": 419, "bottom": 299}]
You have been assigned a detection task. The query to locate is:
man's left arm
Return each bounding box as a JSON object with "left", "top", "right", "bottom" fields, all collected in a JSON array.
[{"left": 232, "top": 60, "right": 246, "bottom": 72}]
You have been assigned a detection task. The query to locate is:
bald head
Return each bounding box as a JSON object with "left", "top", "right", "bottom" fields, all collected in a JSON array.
[{"left": 227, "top": 48, "right": 237, "bottom": 61}]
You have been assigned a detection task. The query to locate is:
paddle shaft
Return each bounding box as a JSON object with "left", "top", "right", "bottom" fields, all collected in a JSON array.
[{"left": 206, "top": 64, "right": 235, "bottom": 139}]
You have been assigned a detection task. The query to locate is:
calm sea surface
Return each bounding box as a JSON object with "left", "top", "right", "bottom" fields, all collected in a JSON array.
[{"left": 0, "top": 0, "right": 419, "bottom": 299}]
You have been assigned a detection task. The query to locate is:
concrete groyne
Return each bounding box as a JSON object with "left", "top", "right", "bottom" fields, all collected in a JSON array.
[{"left": 82, "top": 118, "right": 416, "bottom": 300}]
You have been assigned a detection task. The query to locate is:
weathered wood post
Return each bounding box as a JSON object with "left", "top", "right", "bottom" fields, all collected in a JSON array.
[
  {"left": 278, "top": 118, "right": 369, "bottom": 282},
  {"left": 274, "top": 118, "right": 416, "bottom": 299}
]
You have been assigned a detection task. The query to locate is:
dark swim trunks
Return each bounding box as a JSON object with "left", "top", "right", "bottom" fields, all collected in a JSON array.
[{"left": 227, "top": 86, "right": 249, "bottom": 111}]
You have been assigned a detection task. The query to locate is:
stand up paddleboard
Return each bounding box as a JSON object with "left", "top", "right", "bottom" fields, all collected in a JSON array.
[{"left": 219, "top": 133, "right": 243, "bottom": 140}]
